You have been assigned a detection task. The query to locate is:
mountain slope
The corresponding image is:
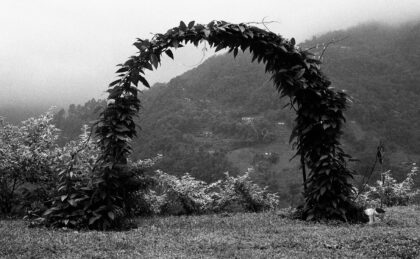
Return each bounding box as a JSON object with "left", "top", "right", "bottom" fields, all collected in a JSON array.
[
  {"left": 302, "top": 21, "right": 420, "bottom": 154},
  {"left": 51, "top": 21, "right": 420, "bottom": 201},
  {"left": 134, "top": 21, "right": 420, "bottom": 188}
]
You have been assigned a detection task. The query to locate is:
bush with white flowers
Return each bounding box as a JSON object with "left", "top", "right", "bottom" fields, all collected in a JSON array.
[
  {"left": 140, "top": 169, "right": 279, "bottom": 215},
  {"left": 356, "top": 165, "right": 419, "bottom": 207},
  {"left": 0, "top": 110, "right": 62, "bottom": 215}
]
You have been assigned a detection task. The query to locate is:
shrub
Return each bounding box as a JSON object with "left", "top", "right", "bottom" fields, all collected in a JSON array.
[
  {"left": 138, "top": 168, "right": 279, "bottom": 216},
  {"left": 33, "top": 125, "right": 100, "bottom": 228},
  {"left": 156, "top": 171, "right": 213, "bottom": 215},
  {"left": 0, "top": 110, "right": 60, "bottom": 215},
  {"left": 38, "top": 127, "right": 151, "bottom": 230},
  {"left": 211, "top": 171, "right": 279, "bottom": 212},
  {"left": 126, "top": 155, "right": 163, "bottom": 216},
  {"left": 356, "top": 165, "right": 419, "bottom": 207}
]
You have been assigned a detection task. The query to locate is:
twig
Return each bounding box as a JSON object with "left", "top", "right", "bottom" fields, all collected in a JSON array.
[
  {"left": 246, "top": 17, "right": 281, "bottom": 33},
  {"left": 181, "top": 42, "right": 208, "bottom": 68},
  {"left": 354, "top": 142, "right": 384, "bottom": 200},
  {"left": 289, "top": 97, "right": 298, "bottom": 113},
  {"left": 303, "top": 44, "right": 320, "bottom": 52},
  {"left": 319, "top": 36, "right": 349, "bottom": 61}
]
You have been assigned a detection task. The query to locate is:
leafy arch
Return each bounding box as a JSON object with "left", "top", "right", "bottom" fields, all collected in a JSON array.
[{"left": 96, "top": 20, "right": 355, "bottom": 221}]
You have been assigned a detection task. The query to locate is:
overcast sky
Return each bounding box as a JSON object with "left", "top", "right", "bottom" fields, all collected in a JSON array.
[{"left": 1, "top": 0, "right": 420, "bottom": 108}]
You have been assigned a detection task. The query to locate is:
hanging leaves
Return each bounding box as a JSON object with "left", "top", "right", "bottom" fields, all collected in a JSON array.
[
  {"left": 109, "top": 79, "right": 121, "bottom": 87},
  {"left": 150, "top": 53, "right": 159, "bottom": 69},
  {"left": 138, "top": 75, "right": 150, "bottom": 88},
  {"left": 165, "top": 49, "right": 174, "bottom": 59}
]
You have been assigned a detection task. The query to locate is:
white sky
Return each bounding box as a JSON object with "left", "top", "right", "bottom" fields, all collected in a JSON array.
[{"left": 1, "top": 0, "right": 420, "bottom": 107}]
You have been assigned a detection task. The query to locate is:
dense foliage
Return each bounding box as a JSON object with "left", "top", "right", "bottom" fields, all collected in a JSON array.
[
  {"left": 148, "top": 170, "right": 279, "bottom": 215},
  {"left": 357, "top": 165, "right": 420, "bottom": 207},
  {"left": 0, "top": 110, "right": 60, "bottom": 215},
  {"left": 0, "top": 112, "right": 281, "bottom": 229},
  {"left": 52, "top": 99, "right": 106, "bottom": 145},
  {"left": 0, "top": 110, "right": 144, "bottom": 229}
]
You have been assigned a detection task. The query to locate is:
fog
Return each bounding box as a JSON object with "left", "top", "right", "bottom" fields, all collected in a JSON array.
[{"left": 1, "top": 0, "right": 420, "bottom": 109}]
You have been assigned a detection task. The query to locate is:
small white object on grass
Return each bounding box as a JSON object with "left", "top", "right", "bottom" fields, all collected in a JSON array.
[{"left": 364, "top": 208, "right": 385, "bottom": 224}]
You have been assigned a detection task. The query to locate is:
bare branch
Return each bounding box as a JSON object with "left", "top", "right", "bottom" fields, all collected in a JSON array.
[
  {"left": 181, "top": 41, "right": 208, "bottom": 68},
  {"left": 319, "top": 36, "right": 349, "bottom": 61},
  {"left": 245, "top": 17, "right": 281, "bottom": 33}
]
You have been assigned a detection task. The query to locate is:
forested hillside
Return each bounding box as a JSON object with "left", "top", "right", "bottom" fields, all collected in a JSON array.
[
  {"left": 37, "top": 21, "right": 420, "bottom": 204},
  {"left": 301, "top": 21, "right": 420, "bottom": 184},
  {"left": 302, "top": 21, "right": 420, "bottom": 154}
]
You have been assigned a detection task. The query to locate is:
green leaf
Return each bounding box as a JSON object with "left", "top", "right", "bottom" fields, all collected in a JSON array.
[
  {"left": 279, "top": 45, "right": 288, "bottom": 52},
  {"left": 165, "top": 49, "right": 174, "bottom": 59},
  {"left": 89, "top": 215, "right": 102, "bottom": 225},
  {"left": 295, "top": 68, "right": 305, "bottom": 79},
  {"left": 252, "top": 54, "right": 258, "bottom": 63},
  {"left": 61, "top": 195, "right": 68, "bottom": 202},
  {"left": 150, "top": 54, "right": 159, "bottom": 69},
  {"left": 172, "top": 39, "right": 179, "bottom": 48},
  {"left": 143, "top": 61, "right": 153, "bottom": 71},
  {"left": 215, "top": 44, "right": 225, "bottom": 52},
  {"left": 116, "top": 67, "right": 129, "bottom": 73},
  {"left": 108, "top": 211, "right": 115, "bottom": 220},
  {"left": 203, "top": 29, "right": 210, "bottom": 38},
  {"left": 131, "top": 73, "right": 139, "bottom": 86},
  {"left": 43, "top": 207, "right": 58, "bottom": 216},
  {"left": 133, "top": 42, "right": 143, "bottom": 50},
  {"left": 179, "top": 21, "right": 187, "bottom": 30},
  {"left": 109, "top": 79, "right": 121, "bottom": 87},
  {"left": 68, "top": 199, "right": 77, "bottom": 207},
  {"left": 138, "top": 75, "right": 150, "bottom": 88},
  {"left": 188, "top": 21, "right": 195, "bottom": 29}
]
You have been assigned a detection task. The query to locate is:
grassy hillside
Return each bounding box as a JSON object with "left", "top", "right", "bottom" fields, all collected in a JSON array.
[{"left": 1, "top": 206, "right": 419, "bottom": 258}]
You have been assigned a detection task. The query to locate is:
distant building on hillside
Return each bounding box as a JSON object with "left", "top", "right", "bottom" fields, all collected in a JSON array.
[
  {"left": 201, "top": 131, "right": 213, "bottom": 138},
  {"left": 241, "top": 117, "right": 254, "bottom": 124}
]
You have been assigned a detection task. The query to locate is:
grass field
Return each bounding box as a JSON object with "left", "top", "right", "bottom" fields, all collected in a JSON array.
[{"left": 1, "top": 206, "right": 419, "bottom": 258}]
